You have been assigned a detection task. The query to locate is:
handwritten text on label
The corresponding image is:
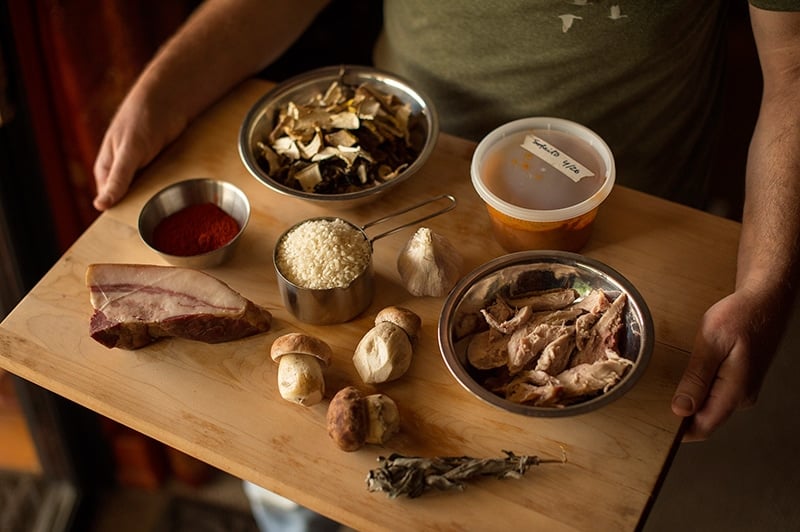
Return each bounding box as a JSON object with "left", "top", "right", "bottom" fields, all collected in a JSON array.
[{"left": 521, "top": 135, "right": 595, "bottom": 183}]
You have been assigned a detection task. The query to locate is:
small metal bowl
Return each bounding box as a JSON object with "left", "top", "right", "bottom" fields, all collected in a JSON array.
[
  {"left": 239, "top": 65, "right": 439, "bottom": 209},
  {"left": 138, "top": 178, "right": 250, "bottom": 268},
  {"left": 438, "top": 251, "right": 654, "bottom": 417}
]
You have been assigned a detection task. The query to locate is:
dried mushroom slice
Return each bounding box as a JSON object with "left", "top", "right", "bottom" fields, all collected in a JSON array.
[{"left": 257, "top": 77, "right": 425, "bottom": 195}]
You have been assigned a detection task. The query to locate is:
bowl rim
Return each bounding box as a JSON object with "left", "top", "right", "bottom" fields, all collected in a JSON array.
[
  {"left": 238, "top": 64, "right": 439, "bottom": 203},
  {"left": 137, "top": 177, "right": 250, "bottom": 260},
  {"left": 437, "top": 250, "right": 654, "bottom": 417}
]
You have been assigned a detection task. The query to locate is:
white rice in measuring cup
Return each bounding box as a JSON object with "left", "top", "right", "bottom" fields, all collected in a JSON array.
[{"left": 275, "top": 218, "right": 371, "bottom": 289}]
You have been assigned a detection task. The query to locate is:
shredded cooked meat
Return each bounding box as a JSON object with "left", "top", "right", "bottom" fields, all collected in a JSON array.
[
  {"left": 466, "top": 329, "right": 508, "bottom": 370},
  {"left": 464, "top": 288, "right": 632, "bottom": 407},
  {"left": 506, "top": 309, "right": 581, "bottom": 374}
]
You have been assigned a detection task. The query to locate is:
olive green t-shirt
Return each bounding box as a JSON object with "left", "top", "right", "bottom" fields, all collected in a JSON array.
[{"left": 374, "top": 0, "right": 799, "bottom": 207}]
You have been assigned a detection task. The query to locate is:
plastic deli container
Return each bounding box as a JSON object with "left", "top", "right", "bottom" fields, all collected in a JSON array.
[{"left": 471, "top": 117, "right": 615, "bottom": 252}]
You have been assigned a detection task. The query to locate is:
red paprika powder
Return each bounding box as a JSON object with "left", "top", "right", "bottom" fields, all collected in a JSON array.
[{"left": 152, "top": 202, "right": 240, "bottom": 256}]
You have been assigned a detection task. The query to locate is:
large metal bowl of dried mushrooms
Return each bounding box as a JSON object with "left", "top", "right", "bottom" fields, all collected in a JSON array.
[
  {"left": 438, "top": 251, "right": 654, "bottom": 417},
  {"left": 239, "top": 65, "right": 439, "bottom": 209}
]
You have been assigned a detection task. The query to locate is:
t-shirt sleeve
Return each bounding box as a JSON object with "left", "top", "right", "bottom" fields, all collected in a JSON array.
[{"left": 749, "top": 0, "right": 800, "bottom": 10}]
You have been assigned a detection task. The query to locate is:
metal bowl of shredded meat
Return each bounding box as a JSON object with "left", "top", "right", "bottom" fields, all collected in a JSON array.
[
  {"left": 438, "top": 251, "right": 654, "bottom": 417},
  {"left": 239, "top": 65, "right": 439, "bottom": 209}
]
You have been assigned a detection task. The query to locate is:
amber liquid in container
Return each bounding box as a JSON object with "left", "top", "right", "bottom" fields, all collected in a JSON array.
[{"left": 484, "top": 203, "right": 599, "bottom": 252}]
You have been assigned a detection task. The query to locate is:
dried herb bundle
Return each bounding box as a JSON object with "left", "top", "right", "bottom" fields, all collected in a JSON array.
[{"left": 366, "top": 450, "right": 563, "bottom": 499}]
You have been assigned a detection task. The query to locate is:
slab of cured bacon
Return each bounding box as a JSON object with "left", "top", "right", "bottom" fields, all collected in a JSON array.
[{"left": 86, "top": 263, "right": 272, "bottom": 349}]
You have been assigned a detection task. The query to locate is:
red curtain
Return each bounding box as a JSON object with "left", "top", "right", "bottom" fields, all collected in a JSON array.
[{"left": 6, "top": 0, "right": 197, "bottom": 251}]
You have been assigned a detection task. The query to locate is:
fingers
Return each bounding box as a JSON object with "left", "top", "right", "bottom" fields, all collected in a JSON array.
[
  {"left": 671, "top": 349, "right": 715, "bottom": 417},
  {"left": 672, "top": 311, "right": 726, "bottom": 418},
  {"left": 672, "top": 296, "right": 754, "bottom": 441},
  {"left": 92, "top": 130, "right": 142, "bottom": 211},
  {"left": 93, "top": 160, "right": 134, "bottom": 211},
  {"left": 678, "top": 378, "right": 737, "bottom": 442},
  {"left": 93, "top": 139, "right": 115, "bottom": 211}
]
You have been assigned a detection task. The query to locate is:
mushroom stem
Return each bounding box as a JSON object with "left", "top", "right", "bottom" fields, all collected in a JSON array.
[
  {"left": 277, "top": 354, "right": 325, "bottom": 406},
  {"left": 270, "top": 332, "right": 332, "bottom": 407}
]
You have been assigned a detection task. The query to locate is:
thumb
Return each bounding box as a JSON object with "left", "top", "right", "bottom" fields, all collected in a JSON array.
[{"left": 671, "top": 336, "right": 721, "bottom": 417}]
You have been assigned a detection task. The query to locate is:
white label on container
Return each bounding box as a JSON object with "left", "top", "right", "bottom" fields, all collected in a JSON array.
[{"left": 520, "top": 134, "right": 595, "bottom": 182}]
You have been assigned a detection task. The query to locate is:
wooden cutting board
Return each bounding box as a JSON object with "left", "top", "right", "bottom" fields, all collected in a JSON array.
[{"left": 0, "top": 79, "right": 740, "bottom": 531}]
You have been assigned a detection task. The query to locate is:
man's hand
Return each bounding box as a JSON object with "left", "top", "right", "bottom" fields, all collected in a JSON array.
[
  {"left": 93, "top": 94, "right": 175, "bottom": 211},
  {"left": 672, "top": 286, "right": 786, "bottom": 441}
]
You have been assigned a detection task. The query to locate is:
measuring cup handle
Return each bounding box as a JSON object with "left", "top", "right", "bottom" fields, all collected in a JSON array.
[{"left": 363, "top": 194, "right": 457, "bottom": 243}]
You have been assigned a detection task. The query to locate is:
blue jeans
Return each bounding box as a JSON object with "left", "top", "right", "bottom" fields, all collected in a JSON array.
[{"left": 242, "top": 480, "right": 342, "bottom": 532}]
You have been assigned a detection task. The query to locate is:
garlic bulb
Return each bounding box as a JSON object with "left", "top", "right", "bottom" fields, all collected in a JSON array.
[{"left": 397, "top": 227, "right": 463, "bottom": 297}]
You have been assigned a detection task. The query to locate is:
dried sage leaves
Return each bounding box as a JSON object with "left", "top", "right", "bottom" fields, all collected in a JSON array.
[{"left": 366, "top": 450, "right": 564, "bottom": 499}]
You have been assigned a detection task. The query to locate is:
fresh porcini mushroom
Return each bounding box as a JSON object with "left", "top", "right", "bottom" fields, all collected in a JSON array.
[
  {"left": 375, "top": 306, "right": 422, "bottom": 345},
  {"left": 270, "top": 332, "right": 332, "bottom": 406},
  {"left": 397, "top": 227, "right": 463, "bottom": 297},
  {"left": 352, "top": 306, "right": 421, "bottom": 384},
  {"left": 327, "top": 386, "right": 367, "bottom": 451},
  {"left": 327, "top": 386, "right": 400, "bottom": 451},
  {"left": 364, "top": 393, "right": 401, "bottom": 445}
]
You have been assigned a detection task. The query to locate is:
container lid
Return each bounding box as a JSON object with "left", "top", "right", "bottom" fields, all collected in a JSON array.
[{"left": 471, "top": 117, "right": 615, "bottom": 222}]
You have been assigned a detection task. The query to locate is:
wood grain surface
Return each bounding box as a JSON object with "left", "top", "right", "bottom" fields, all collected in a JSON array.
[{"left": 0, "top": 79, "right": 741, "bottom": 531}]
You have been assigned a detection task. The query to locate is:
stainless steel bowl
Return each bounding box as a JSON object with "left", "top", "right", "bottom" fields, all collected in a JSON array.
[
  {"left": 438, "top": 251, "right": 654, "bottom": 417},
  {"left": 138, "top": 178, "right": 250, "bottom": 268},
  {"left": 239, "top": 65, "right": 439, "bottom": 209}
]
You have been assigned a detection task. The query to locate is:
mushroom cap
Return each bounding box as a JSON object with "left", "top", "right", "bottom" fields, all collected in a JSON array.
[
  {"left": 326, "top": 386, "right": 368, "bottom": 452},
  {"left": 270, "top": 332, "right": 333, "bottom": 366},
  {"left": 374, "top": 306, "right": 422, "bottom": 342},
  {"left": 352, "top": 322, "right": 413, "bottom": 384}
]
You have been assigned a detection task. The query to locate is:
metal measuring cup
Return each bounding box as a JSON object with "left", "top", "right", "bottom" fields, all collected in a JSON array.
[{"left": 273, "top": 194, "right": 456, "bottom": 324}]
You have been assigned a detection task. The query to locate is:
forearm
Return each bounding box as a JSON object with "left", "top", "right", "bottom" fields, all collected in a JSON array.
[
  {"left": 738, "top": 8, "right": 800, "bottom": 301},
  {"left": 738, "top": 108, "right": 800, "bottom": 296},
  {"left": 129, "top": 0, "right": 329, "bottom": 129}
]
